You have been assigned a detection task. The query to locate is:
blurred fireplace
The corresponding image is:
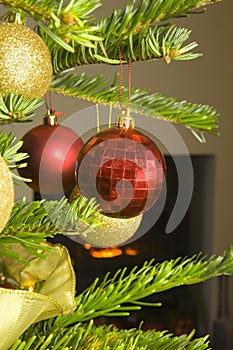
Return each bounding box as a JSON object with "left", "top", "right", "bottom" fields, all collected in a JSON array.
[{"left": 37, "top": 155, "right": 215, "bottom": 336}]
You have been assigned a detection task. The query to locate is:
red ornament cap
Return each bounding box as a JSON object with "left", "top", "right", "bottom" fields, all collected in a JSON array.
[
  {"left": 77, "top": 114, "right": 166, "bottom": 218},
  {"left": 43, "top": 113, "right": 58, "bottom": 126}
]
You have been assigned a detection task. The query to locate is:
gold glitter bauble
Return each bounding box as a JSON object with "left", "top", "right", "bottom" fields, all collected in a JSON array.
[
  {"left": 69, "top": 185, "right": 142, "bottom": 247},
  {"left": 79, "top": 213, "right": 143, "bottom": 248},
  {"left": 69, "top": 185, "right": 81, "bottom": 202},
  {"left": 0, "top": 156, "right": 14, "bottom": 234},
  {"left": 0, "top": 23, "right": 53, "bottom": 98}
]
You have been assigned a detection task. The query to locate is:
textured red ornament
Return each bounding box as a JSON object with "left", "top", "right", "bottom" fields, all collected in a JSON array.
[
  {"left": 77, "top": 117, "right": 166, "bottom": 218},
  {"left": 18, "top": 115, "right": 83, "bottom": 195}
]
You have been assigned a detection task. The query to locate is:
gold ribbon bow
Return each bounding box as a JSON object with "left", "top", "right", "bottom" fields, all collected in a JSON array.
[{"left": 0, "top": 243, "right": 76, "bottom": 350}]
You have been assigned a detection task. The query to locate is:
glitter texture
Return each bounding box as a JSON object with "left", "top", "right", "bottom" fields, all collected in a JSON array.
[
  {"left": 79, "top": 213, "right": 142, "bottom": 248},
  {"left": 0, "top": 23, "right": 52, "bottom": 98},
  {"left": 0, "top": 156, "right": 14, "bottom": 234},
  {"left": 69, "top": 186, "right": 142, "bottom": 247}
]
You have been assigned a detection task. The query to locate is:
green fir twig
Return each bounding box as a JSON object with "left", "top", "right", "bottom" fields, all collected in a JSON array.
[
  {"left": 0, "top": 0, "right": 220, "bottom": 56},
  {"left": 0, "top": 132, "right": 30, "bottom": 181},
  {"left": 10, "top": 320, "right": 211, "bottom": 350},
  {"left": 50, "top": 23, "right": 201, "bottom": 72},
  {"left": 0, "top": 0, "right": 221, "bottom": 37},
  {"left": 0, "top": 92, "right": 43, "bottom": 123},
  {"left": 0, "top": 196, "right": 100, "bottom": 263},
  {"left": 50, "top": 246, "right": 233, "bottom": 327},
  {"left": 51, "top": 72, "right": 219, "bottom": 140}
]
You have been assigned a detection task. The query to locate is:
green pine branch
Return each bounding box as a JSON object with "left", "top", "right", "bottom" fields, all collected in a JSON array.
[
  {"left": 50, "top": 72, "right": 219, "bottom": 140},
  {"left": 0, "top": 132, "right": 30, "bottom": 181},
  {"left": 11, "top": 320, "right": 210, "bottom": 350},
  {"left": 39, "top": 0, "right": 221, "bottom": 63},
  {"left": 0, "top": 0, "right": 221, "bottom": 26},
  {"left": 50, "top": 246, "right": 233, "bottom": 327},
  {"left": 50, "top": 23, "right": 201, "bottom": 72},
  {"left": 0, "top": 92, "right": 44, "bottom": 123},
  {"left": 132, "top": 0, "right": 221, "bottom": 26},
  {"left": 94, "top": 0, "right": 220, "bottom": 43},
  {"left": 0, "top": 196, "right": 100, "bottom": 263},
  {"left": 0, "top": 0, "right": 221, "bottom": 54}
]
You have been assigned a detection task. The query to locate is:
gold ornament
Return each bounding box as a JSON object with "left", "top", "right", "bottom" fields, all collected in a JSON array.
[
  {"left": 69, "top": 185, "right": 81, "bottom": 202},
  {"left": 79, "top": 213, "right": 143, "bottom": 248},
  {"left": 0, "top": 23, "right": 53, "bottom": 98},
  {"left": 69, "top": 185, "right": 142, "bottom": 247},
  {"left": 0, "top": 156, "right": 14, "bottom": 234}
]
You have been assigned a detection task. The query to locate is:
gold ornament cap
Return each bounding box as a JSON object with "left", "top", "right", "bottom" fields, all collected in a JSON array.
[
  {"left": 43, "top": 112, "right": 58, "bottom": 126},
  {"left": 8, "top": 12, "right": 22, "bottom": 24},
  {"left": 116, "top": 109, "right": 135, "bottom": 130}
]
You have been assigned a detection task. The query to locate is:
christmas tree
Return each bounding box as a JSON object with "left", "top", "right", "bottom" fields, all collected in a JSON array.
[{"left": 0, "top": 0, "right": 232, "bottom": 349}]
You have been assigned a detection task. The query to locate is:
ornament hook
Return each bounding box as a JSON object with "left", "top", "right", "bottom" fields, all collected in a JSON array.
[
  {"left": 8, "top": 12, "right": 22, "bottom": 24},
  {"left": 117, "top": 45, "right": 134, "bottom": 128}
]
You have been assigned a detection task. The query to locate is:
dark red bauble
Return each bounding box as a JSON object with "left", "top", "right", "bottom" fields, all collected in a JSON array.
[
  {"left": 18, "top": 118, "right": 83, "bottom": 195},
  {"left": 1, "top": 282, "right": 15, "bottom": 289},
  {"left": 77, "top": 119, "right": 166, "bottom": 218}
]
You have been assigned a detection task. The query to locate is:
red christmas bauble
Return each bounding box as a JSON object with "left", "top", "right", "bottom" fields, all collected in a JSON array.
[
  {"left": 1, "top": 281, "right": 15, "bottom": 289},
  {"left": 18, "top": 115, "right": 83, "bottom": 195},
  {"left": 77, "top": 116, "right": 166, "bottom": 218}
]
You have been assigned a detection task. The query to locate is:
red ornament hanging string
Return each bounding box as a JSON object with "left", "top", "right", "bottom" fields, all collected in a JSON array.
[
  {"left": 117, "top": 44, "right": 132, "bottom": 114},
  {"left": 45, "top": 90, "right": 65, "bottom": 119}
]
